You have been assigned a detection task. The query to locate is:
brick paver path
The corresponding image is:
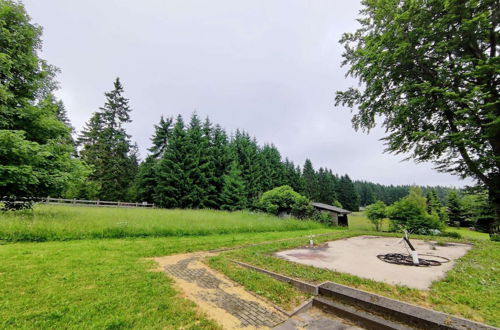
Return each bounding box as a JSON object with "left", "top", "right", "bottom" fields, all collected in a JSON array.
[{"left": 156, "top": 253, "right": 287, "bottom": 329}]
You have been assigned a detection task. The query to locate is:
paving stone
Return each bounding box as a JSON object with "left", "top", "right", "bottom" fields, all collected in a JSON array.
[{"left": 165, "top": 255, "right": 287, "bottom": 328}]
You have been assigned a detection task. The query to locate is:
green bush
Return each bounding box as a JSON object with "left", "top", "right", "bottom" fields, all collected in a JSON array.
[
  {"left": 365, "top": 201, "right": 387, "bottom": 231},
  {"left": 387, "top": 187, "right": 443, "bottom": 234},
  {"left": 439, "top": 231, "right": 462, "bottom": 239},
  {"left": 313, "top": 211, "right": 334, "bottom": 225},
  {"left": 256, "top": 186, "right": 313, "bottom": 219}
]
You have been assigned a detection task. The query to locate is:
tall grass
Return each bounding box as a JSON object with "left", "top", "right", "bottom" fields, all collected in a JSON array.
[{"left": 0, "top": 205, "right": 326, "bottom": 242}]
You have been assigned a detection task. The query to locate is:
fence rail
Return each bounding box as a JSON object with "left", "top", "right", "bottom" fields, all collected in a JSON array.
[{"left": 1, "top": 197, "right": 155, "bottom": 208}]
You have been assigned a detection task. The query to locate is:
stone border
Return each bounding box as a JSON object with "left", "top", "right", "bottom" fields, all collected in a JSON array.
[
  {"left": 319, "top": 282, "right": 498, "bottom": 330},
  {"left": 231, "top": 260, "right": 498, "bottom": 330}
]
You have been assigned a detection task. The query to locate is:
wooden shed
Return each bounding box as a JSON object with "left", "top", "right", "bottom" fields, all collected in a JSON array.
[{"left": 311, "top": 202, "right": 351, "bottom": 227}]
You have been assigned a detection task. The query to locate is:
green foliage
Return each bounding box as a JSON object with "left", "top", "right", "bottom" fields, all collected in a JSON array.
[
  {"left": 220, "top": 162, "right": 247, "bottom": 211},
  {"left": 256, "top": 185, "right": 313, "bottom": 219},
  {"left": 148, "top": 115, "right": 173, "bottom": 158},
  {"left": 336, "top": 175, "right": 360, "bottom": 211},
  {"left": 230, "top": 130, "right": 263, "bottom": 202},
  {"left": 312, "top": 211, "right": 334, "bottom": 226},
  {"left": 365, "top": 200, "right": 387, "bottom": 231},
  {"left": 335, "top": 0, "right": 500, "bottom": 227},
  {"left": 316, "top": 168, "right": 338, "bottom": 205},
  {"left": 154, "top": 115, "right": 190, "bottom": 208},
  {"left": 0, "top": 1, "right": 86, "bottom": 207},
  {"left": 426, "top": 189, "right": 441, "bottom": 214},
  {"left": 439, "top": 231, "right": 462, "bottom": 239},
  {"left": 388, "top": 187, "right": 443, "bottom": 234},
  {"left": 332, "top": 200, "right": 343, "bottom": 208},
  {"left": 447, "top": 190, "right": 466, "bottom": 226},
  {"left": 460, "top": 187, "right": 495, "bottom": 232},
  {"left": 78, "top": 78, "right": 138, "bottom": 201},
  {"left": 301, "top": 159, "right": 318, "bottom": 200}
]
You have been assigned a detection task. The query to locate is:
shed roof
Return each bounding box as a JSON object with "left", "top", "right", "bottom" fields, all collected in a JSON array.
[{"left": 311, "top": 202, "right": 351, "bottom": 214}]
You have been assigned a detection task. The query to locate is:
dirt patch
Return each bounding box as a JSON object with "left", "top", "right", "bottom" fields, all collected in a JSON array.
[{"left": 274, "top": 235, "right": 472, "bottom": 290}]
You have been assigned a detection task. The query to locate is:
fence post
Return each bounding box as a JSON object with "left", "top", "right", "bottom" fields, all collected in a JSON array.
[
  {"left": 97, "top": 200, "right": 100, "bottom": 206},
  {"left": 46, "top": 196, "right": 50, "bottom": 204},
  {"left": 73, "top": 198, "right": 76, "bottom": 205}
]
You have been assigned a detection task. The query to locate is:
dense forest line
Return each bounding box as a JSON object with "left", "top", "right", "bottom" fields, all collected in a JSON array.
[{"left": 69, "top": 79, "right": 458, "bottom": 211}]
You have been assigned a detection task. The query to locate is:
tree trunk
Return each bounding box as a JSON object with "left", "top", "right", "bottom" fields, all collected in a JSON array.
[{"left": 488, "top": 175, "right": 500, "bottom": 238}]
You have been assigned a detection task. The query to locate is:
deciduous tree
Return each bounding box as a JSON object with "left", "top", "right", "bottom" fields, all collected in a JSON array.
[
  {"left": 0, "top": 0, "right": 87, "bottom": 208},
  {"left": 336, "top": 0, "right": 500, "bottom": 232}
]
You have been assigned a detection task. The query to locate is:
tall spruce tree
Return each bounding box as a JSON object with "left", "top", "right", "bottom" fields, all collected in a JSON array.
[
  {"left": 302, "top": 159, "right": 318, "bottom": 201},
  {"left": 447, "top": 190, "right": 464, "bottom": 225},
  {"left": 154, "top": 115, "right": 190, "bottom": 208},
  {"left": 204, "top": 121, "right": 231, "bottom": 208},
  {"left": 230, "top": 130, "right": 262, "bottom": 202},
  {"left": 337, "top": 175, "right": 360, "bottom": 211},
  {"left": 220, "top": 161, "right": 247, "bottom": 210},
  {"left": 78, "top": 78, "right": 137, "bottom": 201},
  {"left": 259, "top": 144, "right": 285, "bottom": 192},
  {"left": 283, "top": 159, "right": 303, "bottom": 193},
  {"left": 149, "top": 116, "right": 174, "bottom": 158},
  {"left": 183, "top": 113, "right": 213, "bottom": 208},
  {"left": 426, "top": 189, "right": 441, "bottom": 214}
]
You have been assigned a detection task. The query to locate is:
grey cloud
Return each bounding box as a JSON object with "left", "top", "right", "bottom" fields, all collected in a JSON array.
[{"left": 24, "top": 0, "right": 471, "bottom": 187}]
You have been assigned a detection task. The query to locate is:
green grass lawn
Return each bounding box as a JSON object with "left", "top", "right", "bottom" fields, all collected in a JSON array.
[
  {"left": 0, "top": 229, "right": 333, "bottom": 329},
  {"left": 0, "top": 204, "right": 325, "bottom": 242},
  {"left": 211, "top": 232, "right": 500, "bottom": 326}
]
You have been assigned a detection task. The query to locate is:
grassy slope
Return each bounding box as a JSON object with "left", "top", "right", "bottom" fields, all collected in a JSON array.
[
  {"left": 0, "top": 229, "right": 333, "bottom": 329},
  {"left": 213, "top": 232, "right": 500, "bottom": 326},
  {"left": 0, "top": 205, "right": 324, "bottom": 242}
]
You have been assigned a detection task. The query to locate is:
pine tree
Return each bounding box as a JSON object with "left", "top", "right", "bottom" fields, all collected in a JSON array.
[
  {"left": 149, "top": 115, "right": 174, "bottom": 158},
  {"left": 337, "top": 175, "right": 360, "bottom": 211},
  {"left": 302, "top": 159, "right": 318, "bottom": 201},
  {"left": 316, "top": 168, "right": 338, "bottom": 204},
  {"left": 426, "top": 189, "right": 441, "bottom": 215},
  {"left": 447, "top": 191, "right": 464, "bottom": 226},
  {"left": 282, "top": 159, "right": 303, "bottom": 193},
  {"left": 183, "top": 113, "right": 212, "bottom": 208},
  {"left": 259, "top": 144, "right": 284, "bottom": 192},
  {"left": 204, "top": 121, "right": 231, "bottom": 208},
  {"left": 78, "top": 78, "right": 137, "bottom": 201},
  {"left": 230, "top": 130, "right": 262, "bottom": 202},
  {"left": 154, "top": 115, "right": 190, "bottom": 208},
  {"left": 220, "top": 161, "right": 247, "bottom": 211},
  {"left": 136, "top": 156, "right": 157, "bottom": 203}
]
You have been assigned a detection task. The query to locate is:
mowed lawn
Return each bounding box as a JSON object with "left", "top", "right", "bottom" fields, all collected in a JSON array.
[
  {"left": 0, "top": 205, "right": 333, "bottom": 329},
  {"left": 0, "top": 205, "right": 325, "bottom": 242}
]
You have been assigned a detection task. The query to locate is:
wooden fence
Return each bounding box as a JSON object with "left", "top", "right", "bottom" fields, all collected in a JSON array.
[{"left": 1, "top": 197, "right": 155, "bottom": 208}]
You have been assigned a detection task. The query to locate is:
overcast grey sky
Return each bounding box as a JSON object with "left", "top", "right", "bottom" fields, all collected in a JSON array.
[{"left": 23, "top": 0, "right": 470, "bottom": 187}]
